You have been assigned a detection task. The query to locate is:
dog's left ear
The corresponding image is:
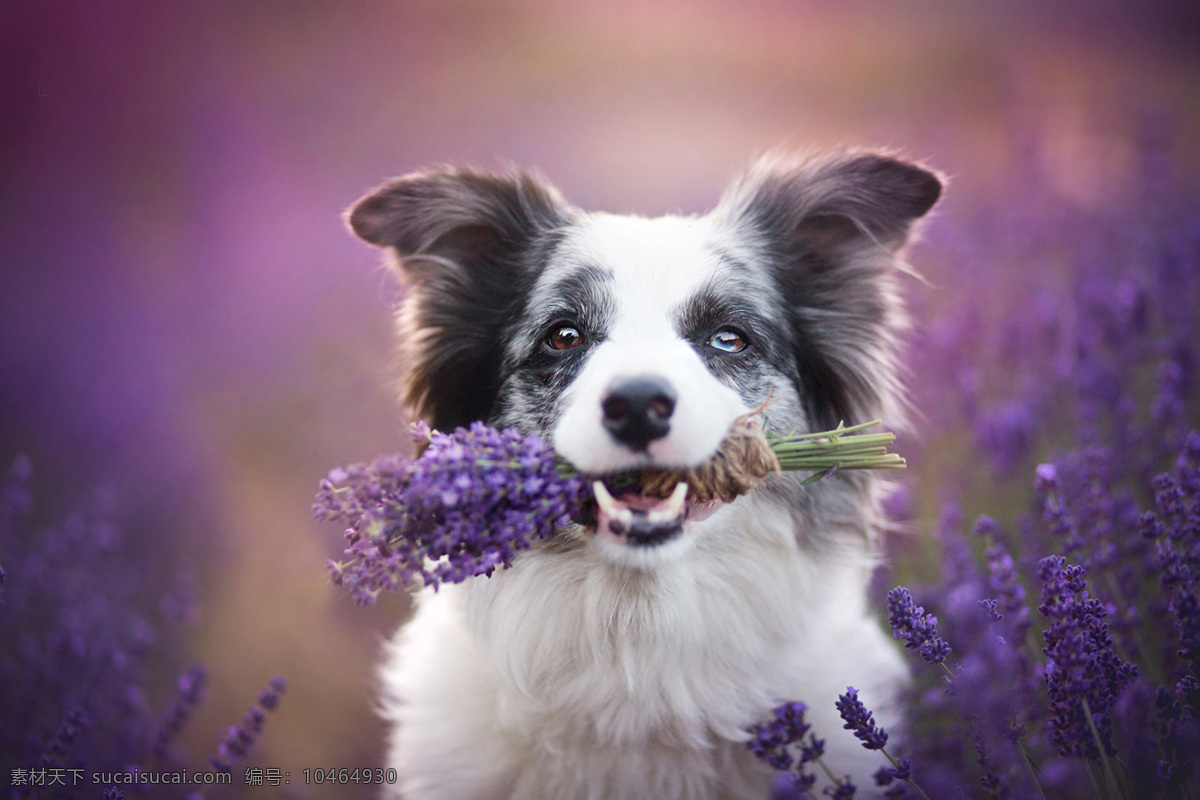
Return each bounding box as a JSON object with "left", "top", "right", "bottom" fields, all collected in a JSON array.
[
  {"left": 715, "top": 151, "right": 944, "bottom": 430},
  {"left": 715, "top": 151, "right": 942, "bottom": 254}
]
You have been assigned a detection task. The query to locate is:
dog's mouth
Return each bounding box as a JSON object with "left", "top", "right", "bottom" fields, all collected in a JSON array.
[
  {"left": 588, "top": 479, "right": 724, "bottom": 548},
  {"left": 568, "top": 406, "right": 777, "bottom": 549}
]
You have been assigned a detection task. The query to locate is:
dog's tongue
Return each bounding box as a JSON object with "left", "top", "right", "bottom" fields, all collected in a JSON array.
[
  {"left": 591, "top": 481, "right": 724, "bottom": 547},
  {"left": 593, "top": 480, "right": 687, "bottom": 526}
]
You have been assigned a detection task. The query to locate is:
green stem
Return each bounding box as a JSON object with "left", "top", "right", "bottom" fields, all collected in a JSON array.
[
  {"left": 553, "top": 421, "right": 906, "bottom": 483},
  {"left": 779, "top": 419, "right": 888, "bottom": 438},
  {"left": 1082, "top": 698, "right": 1126, "bottom": 800},
  {"left": 879, "top": 746, "right": 934, "bottom": 800},
  {"left": 813, "top": 756, "right": 845, "bottom": 793},
  {"left": 1016, "top": 739, "right": 1049, "bottom": 800}
]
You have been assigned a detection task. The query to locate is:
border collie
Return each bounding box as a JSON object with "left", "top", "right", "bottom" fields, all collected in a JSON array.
[{"left": 346, "top": 150, "right": 942, "bottom": 800}]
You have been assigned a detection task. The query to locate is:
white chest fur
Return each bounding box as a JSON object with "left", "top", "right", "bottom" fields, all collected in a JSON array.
[{"left": 378, "top": 498, "right": 907, "bottom": 800}]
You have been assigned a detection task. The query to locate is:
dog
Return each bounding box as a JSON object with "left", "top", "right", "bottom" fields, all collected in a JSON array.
[{"left": 346, "top": 150, "right": 942, "bottom": 799}]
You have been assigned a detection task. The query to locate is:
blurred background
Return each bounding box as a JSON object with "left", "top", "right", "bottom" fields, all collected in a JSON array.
[{"left": 1, "top": 1, "right": 1197, "bottom": 797}]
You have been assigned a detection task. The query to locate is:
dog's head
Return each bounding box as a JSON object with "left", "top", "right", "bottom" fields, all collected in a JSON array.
[{"left": 347, "top": 153, "right": 941, "bottom": 564}]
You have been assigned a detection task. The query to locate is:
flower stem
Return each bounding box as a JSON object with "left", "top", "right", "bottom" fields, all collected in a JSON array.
[
  {"left": 1082, "top": 698, "right": 1127, "bottom": 800},
  {"left": 881, "top": 746, "right": 934, "bottom": 800},
  {"left": 1016, "top": 739, "right": 1049, "bottom": 800}
]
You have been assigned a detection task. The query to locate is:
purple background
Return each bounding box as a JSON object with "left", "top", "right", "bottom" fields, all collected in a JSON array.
[{"left": 2, "top": 1, "right": 1197, "bottom": 794}]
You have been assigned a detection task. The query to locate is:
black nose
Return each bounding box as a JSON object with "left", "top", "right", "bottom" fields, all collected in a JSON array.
[{"left": 601, "top": 376, "right": 676, "bottom": 452}]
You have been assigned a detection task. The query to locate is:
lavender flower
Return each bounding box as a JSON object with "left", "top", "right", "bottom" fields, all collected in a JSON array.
[
  {"left": 873, "top": 754, "right": 912, "bottom": 787},
  {"left": 211, "top": 677, "right": 286, "bottom": 773},
  {"left": 1, "top": 455, "right": 163, "bottom": 781},
  {"left": 976, "top": 515, "right": 1030, "bottom": 634},
  {"left": 747, "top": 701, "right": 812, "bottom": 771},
  {"left": 1037, "top": 555, "right": 1138, "bottom": 759},
  {"left": 748, "top": 691, "right": 927, "bottom": 800},
  {"left": 886, "top": 587, "right": 952, "bottom": 665},
  {"left": 38, "top": 707, "right": 88, "bottom": 770},
  {"left": 0, "top": 455, "right": 286, "bottom": 798},
  {"left": 150, "top": 665, "right": 208, "bottom": 760},
  {"left": 836, "top": 687, "right": 888, "bottom": 750},
  {"left": 971, "top": 735, "right": 1001, "bottom": 800},
  {"left": 975, "top": 398, "right": 1037, "bottom": 474},
  {"left": 822, "top": 779, "right": 857, "bottom": 798},
  {"left": 746, "top": 701, "right": 821, "bottom": 794},
  {"left": 317, "top": 422, "right": 590, "bottom": 600},
  {"left": 258, "top": 676, "right": 286, "bottom": 710}
]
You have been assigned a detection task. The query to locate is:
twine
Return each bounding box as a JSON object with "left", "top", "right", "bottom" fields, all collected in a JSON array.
[{"left": 637, "top": 396, "right": 781, "bottom": 503}]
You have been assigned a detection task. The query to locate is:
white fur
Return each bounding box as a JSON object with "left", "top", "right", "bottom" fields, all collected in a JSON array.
[
  {"left": 377, "top": 205, "right": 911, "bottom": 799},
  {"left": 551, "top": 214, "right": 747, "bottom": 474},
  {"left": 380, "top": 492, "right": 906, "bottom": 799}
]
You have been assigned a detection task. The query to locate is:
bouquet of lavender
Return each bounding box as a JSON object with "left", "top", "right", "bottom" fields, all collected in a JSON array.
[{"left": 314, "top": 414, "right": 904, "bottom": 603}]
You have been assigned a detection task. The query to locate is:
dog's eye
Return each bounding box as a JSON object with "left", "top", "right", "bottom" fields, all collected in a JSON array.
[
  {"left": 547, "top": 325, "right": 584, "bottom": 351},
  {"left": 708, "top": 329, "right": 747, "bottom": 353}
]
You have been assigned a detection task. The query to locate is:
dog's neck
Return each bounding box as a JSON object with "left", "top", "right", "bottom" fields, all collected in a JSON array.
[{"left": 461, "top": 496, "right": 873, "bottom": 748}]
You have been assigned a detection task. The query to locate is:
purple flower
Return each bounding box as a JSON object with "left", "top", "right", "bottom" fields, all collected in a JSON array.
[
  {"left": 150, "top": 665, "right": 208, "bottom": 759},
  {"left": 39, "top": 707, "right": 87, "bottom": 768},
  {"left": 1037, "top": 555, "right": 1138, "bottom": 759},
  {"left": 746, "top": 701, "right": 811, "bottom": 772},
  {"left": 975, "top": 398, "right": 1037, "bottom": 474},
  {"left": 822, "top": 779, "right": 857, "bottom": 798},
  {"left": 836, "top": 687, "right": 888, "bottom": 750},
  {"left": 887, "top": 587, "right": 952, "bottom": 665},
  {"left": 972, "top": 735, "right": 1002, "bottom": 799},
  {"left": 746, "top": 701, "right": 822, "bottom": 793},
  {"left": 316, "top": 422, "right": 590, "bottom": 600},
  {"left": 0, "top": 454, "right": 241, "bottom": 791},
  {"left": 873, "top": 755, "right": 912, "bottom": 787},
  {"left": 976, "top": 517, "right": 1031, "bottom": 639},
  {"left": 211, "top": 677, "right": 286, "bottom": 773},
  {"left": 869, "top": 118, "right": 1200, "bottom": 797}
]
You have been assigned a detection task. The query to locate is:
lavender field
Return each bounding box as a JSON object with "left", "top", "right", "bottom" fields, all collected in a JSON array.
[{"left": 2, "top": 2, "right": 1198, "bottom": 798}]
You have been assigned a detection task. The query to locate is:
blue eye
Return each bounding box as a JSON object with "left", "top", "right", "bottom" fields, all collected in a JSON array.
[{"left": 708, "top": 329, "right": 747, "bottom": 353}]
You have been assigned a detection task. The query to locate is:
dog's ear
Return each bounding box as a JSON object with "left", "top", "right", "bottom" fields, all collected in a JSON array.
[
  {"left": 717, "top": 150, "right": 942, "bottom": 254},
  {"left": 346, "top": 167, "right": 572, "bottom": 430},
  {"left": 715, "top": 151, "right": 943, "bottom": 430}
]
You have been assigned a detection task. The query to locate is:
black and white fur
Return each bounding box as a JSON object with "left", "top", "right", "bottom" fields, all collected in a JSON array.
[{"left": 347, "top": 151, "right": 942, "bottom": 800}]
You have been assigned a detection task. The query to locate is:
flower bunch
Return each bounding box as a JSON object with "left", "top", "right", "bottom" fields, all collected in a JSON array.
[
  {"left": 315, "top": 421, "right": 591, "bottom": 601},
  {"left": 316, "top": 417, "right": 906, "bottom": 600}
]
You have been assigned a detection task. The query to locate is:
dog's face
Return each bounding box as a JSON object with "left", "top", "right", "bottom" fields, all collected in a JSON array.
[{"left": 347, "top": 153, "right": 941, "bottom": 565}]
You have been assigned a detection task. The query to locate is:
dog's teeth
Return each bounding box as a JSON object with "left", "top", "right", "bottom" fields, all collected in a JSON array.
[
  {"left": 592, "top": 481, "right": 633, "bottom": 524},
  {"left": 648, "top": 482, "right": 689, "bottom": 524}
]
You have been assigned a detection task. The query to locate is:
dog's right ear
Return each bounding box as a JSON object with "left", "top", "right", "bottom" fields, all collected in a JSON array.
[
  {"left": 346, "top": 166, "right": 570, "bottom": 277},
  {"left": 345, "top": 167, "right": 572, "bottom": 430}
]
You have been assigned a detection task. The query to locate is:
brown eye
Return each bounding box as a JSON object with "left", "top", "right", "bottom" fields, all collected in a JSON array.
[
  {"left": 548, "top": 325, "right": 584, "bottom": 351},
  {"left": 708, "top": 329, "right": 747, "bottom": 353}
]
